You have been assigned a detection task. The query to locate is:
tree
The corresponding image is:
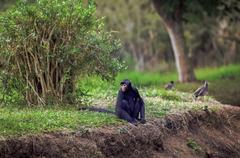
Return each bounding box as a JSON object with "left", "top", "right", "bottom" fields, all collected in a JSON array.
[
  {"left": 152, "top": 0, "right": 240, "bottom": 82},
  {"left": 0, "top": 0, "right": 14, "bottom": 10},
  {"left": 0, "top": 0, "right": 16, "bottom": 69},
  {"left": 152, "top": 0, "right": 196, "bottom": 82},
  {"left": 0, "top": 0, "right": 122, "bottom": 105},
  {"left": 95, "top": 0, "right": 173, "bottom": 71}
]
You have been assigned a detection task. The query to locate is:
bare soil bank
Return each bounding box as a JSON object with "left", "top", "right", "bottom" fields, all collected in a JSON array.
[{"left": 0, "top": 105, "right": 239, "bottom": 158}]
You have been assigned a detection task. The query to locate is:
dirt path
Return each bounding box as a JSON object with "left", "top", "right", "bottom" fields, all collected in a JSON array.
[{"left": 0, "top": 105, "right": 239, "bottom": 158}]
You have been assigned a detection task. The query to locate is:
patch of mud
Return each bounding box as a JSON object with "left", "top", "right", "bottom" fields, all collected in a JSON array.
[{"left": 0, "top": 106, "right": 240, "bottom": 158}]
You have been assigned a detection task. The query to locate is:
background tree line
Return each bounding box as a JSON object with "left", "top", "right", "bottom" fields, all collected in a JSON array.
[
  {"left": 1, "top": 0, "right": 240, "bottom": 78},
  {"left": 95, "top": 0, "right": 240, "bottom": 80},
  {"left": 0, "top": 0, "right": 239, "bottom": 105}
]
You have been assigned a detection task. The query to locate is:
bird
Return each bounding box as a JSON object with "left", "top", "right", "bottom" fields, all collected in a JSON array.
[
  {"left": 193, "top": 81, "right": 208, "bottom": 100},
  {"left": 165, "top": 81, "right": 175, "bottom": 90}
]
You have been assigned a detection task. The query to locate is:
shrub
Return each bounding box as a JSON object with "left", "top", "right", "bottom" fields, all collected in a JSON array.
[{"left": 0, "top": 0, "right": 122, "bottom": 105}]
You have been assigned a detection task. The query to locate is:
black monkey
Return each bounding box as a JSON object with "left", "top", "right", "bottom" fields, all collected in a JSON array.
[
  {"left": 116, "top": 79, "right": 146, "bottom": 124},
  {"left": 79, "top": 79, "right": 146, "bottom": 125}
]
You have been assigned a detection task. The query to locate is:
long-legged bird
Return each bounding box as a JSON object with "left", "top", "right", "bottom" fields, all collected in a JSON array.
[{"left": 193, "top": 81, "right": 208, "bottom": 100}]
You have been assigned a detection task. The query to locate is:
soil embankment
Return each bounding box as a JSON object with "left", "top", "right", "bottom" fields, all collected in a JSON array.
[{"left": 0, "top": 105, "right": 239, "bottom": 158}]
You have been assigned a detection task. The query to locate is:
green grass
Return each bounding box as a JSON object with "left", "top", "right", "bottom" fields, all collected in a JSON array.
[
  {"left": 84, "top": 87, "right": 221, "bottom": 118},
  {"left": 116, "top": 71, "right": 177, "bottom": 86},
  {"left": 78, "top": 64, "right": 240, "bottom": 106},
  {"left": 1, "top": 64, "right": 239, "bottom": 137},
  {"left": 176, "top": 77, "right": 240, "bottom": 106},
  {"left": 196, "top": 64, "right": 240, "bottom": 81},
  {"left": 186, "top": 138, "right": 202, "bottom": 153},
  {"left": 0, "top": 87, "right": 221, "bottom": 137},
  {"left": 115, "top": 64, "right": 240, "bottom": 86},
  {"left": 145, "top": 89, "right": 183, "bottom": 101},
  {"left": 0, "top": 107, "right": 121, "bottom": 137},
  {"left": 142, "top": 88, "right": 219, "bottom": 118},
  {"left": 78, "top": 64, "right": 240, "bottom": 93}
]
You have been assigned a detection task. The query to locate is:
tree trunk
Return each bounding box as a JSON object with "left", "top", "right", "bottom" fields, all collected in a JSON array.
[
  {"left": 152, "top": 0, "right": 196, "bottom": 82},
  {"left": 165, "top": 22, "right": 196, "bottom": 82},
  {"left": 224, "top": 41, "right": 237, "bottom": 65}
]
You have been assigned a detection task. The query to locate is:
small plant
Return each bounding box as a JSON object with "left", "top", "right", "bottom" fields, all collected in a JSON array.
[{"left": 186, "top": 138, "right": 202, "bottom": 153}]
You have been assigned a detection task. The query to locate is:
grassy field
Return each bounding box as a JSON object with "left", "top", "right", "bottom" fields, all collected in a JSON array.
[
  {"left": 79, "top": 64, "right": 240, "bottom": 105},
  {"left": 0, "top": 106, "right": 122, "bottom": 137},
  {"left": 0, "top": 64, "right": 239, "bottom": 137},
  {"left": 176, "top": 65, "right": 240, "bottom": 105},
  {"left": 0, "top": 89, "right": 221, "bottom": 137},
  {"left": 116, "top": 64, "right": 240, "bottom": 86}
]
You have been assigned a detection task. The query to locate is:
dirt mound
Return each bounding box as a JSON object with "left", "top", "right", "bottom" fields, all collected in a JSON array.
[{"left": 0, "top": 106, "right": 240, "bottom": 158}]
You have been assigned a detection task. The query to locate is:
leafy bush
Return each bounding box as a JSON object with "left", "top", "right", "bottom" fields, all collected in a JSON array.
[
  {"left": 0, "top": 75, "right": 25, "bottom": 105},
  {"left": 0, "top": 0, "right": 122, "bottom": 105}
]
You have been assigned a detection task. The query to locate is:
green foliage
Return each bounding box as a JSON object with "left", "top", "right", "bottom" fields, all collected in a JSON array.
[
  {"left": 218, "top": 0, "right": 240, "bottom": 21},
  {"left": 196, "top": 64, "right": 240, "bottom": 81},
  {"left": 116, "top": 71, "right": 177, "bottom": 87},
  {"left": 154, "top": 0, "right": 238, "bottom": 25},
  {"left": 186, "top": 138, "right": 202, "bottom": 152},
  {"left": 119, "top": 64, "right": 240, "bottom": 86},
  {"left": 95, "top": 0, "right": 240, "bottom": 72},
  {"left": 2, "top": 64, "right": 235, "bottom": 137},
  {"left": 0, "top": 73, "right": 25, "bottom": 104},
  {"left": 0, "top": 106, "right": 121, "bottom": 137},
  {"left": 95, "top": 0, "right": 173, "bottom": 71},
  {"left": 0, "top": 0, "right": 16, "bottom": 11},
  {"left": 0, "top": 0, "right": 122, "bottom": 105}
]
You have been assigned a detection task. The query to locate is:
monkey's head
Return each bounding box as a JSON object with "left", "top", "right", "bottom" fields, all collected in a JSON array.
[{"left": 120, "top": 79, "right": 132, "bottom": 92}]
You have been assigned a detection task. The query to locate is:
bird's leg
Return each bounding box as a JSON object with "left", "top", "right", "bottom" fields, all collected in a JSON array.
[
  {"left": 192, "top": 95, "right": 196, "bottom": 102},
  {"left": 196, "top": 96, "right": 200, "bottom": 102}
]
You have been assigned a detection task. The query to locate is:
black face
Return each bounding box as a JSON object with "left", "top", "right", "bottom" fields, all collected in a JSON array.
[{"left": 121, "top": 83, "right": 128, "bottom": 92}]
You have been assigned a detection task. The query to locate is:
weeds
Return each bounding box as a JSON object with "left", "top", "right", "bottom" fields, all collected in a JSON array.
[{"left": 187, "top": 138, "right": 202, "bottom": 153}]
